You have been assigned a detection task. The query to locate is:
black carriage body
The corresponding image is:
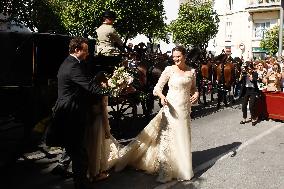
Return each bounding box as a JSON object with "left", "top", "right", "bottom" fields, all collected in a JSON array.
[
  {"left": 0, "top": 31, "right": 75, "bottom": 165},
  {"left": 0, "top": 32, "right": 71, "bottom": 126}
]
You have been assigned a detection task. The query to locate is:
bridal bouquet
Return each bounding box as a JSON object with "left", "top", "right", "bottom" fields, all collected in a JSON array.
[{"left": 107, "top": 66, "right": 134, "bottom": 97}]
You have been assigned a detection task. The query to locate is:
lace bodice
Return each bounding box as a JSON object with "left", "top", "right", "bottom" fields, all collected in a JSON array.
[
  {"left": 153, "top": 66, "right": 196, "bottom": 98},
  {"left": 153, "top": 66, "right": 197, "bottom": 110}
]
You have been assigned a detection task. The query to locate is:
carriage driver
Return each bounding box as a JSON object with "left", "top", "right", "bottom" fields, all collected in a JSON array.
[{"left": 96, "top": 10, "right": 124, "bottom": 56}]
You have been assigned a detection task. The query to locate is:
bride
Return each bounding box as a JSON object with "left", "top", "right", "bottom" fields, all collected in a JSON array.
[{"left": 114, "top": 46, "right": 199, "bottom": 183}]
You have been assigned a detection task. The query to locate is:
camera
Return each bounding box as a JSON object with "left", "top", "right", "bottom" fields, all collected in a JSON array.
[{"left": 241, "top": 66, "right": 248, "bottom": 74}]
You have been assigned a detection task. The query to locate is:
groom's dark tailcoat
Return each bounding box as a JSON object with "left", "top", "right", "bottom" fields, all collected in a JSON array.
[{"left": 53, "top": 55, "right": 103, "bottom": 189}]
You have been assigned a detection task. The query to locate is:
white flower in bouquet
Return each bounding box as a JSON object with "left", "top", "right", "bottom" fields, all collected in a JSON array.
[
  {"left": 127, "top": 76, "right": 134, "bottom": 85},
  {"left": 117, "top": 78, "right": 124, "bottom": 85},
  {"left": 107, "top": 66, "right": 134, "bottom": 96},
  {"left": 108, "top": 79, "right": 116, "bottom": 88}
]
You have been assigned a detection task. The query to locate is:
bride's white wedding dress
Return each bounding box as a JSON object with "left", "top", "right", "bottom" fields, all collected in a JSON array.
[
  {"left": 115, "top": 65, "right": 196, "bottom": 182},
  {"left": 86, "top": 96, "right": 119, "bottom": 180}
]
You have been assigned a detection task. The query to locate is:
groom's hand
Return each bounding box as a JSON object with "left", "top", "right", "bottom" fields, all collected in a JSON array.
[{"left": 105, "top": 131, "right": 111, "bottom": 139}]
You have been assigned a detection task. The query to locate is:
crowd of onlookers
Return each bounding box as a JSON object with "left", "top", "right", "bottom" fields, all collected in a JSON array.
[
  {"left": 245, "top": 56, "right": 284, "bottom": 92},
  {"left": 236, "top": 56, "right": 284, "bottom": 126}
]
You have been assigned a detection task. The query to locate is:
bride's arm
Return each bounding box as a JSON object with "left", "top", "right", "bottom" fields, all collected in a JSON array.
[
  {"left": 190, "top": 70, "right": 199, "bottom": 104},
  {"left": 102, "top": 96, "right": 111, "bottom": 139},
  {"left": 153, "top": 66, "right": 171, "bottom": 106}
]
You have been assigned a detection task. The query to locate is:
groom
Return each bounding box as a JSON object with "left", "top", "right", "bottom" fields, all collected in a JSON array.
[{"left": 53, "top": 37, "right": 106, "bottom": 189}]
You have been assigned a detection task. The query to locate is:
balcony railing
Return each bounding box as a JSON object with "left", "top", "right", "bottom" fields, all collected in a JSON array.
[{"left": 247, "top": 0, "right": 281, "bottom": 9}]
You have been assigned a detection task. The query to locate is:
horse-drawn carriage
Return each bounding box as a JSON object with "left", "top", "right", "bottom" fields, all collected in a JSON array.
[
  {"left": 0, "top": 31, "right": 73, "bottom": 165},
  {"left": 0, "top": 31, "right": 170, "bottom": 152},
  {"left": 91, "top": 49, "right": 171, "bottom": 126}
]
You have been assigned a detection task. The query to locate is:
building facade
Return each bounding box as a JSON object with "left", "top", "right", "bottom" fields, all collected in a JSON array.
[{"left": 210, "top": 0, "right": 282, "bottom": 60}]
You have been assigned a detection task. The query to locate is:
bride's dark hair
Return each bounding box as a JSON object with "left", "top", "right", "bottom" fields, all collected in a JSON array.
[{"left": 172, "top": 46, "right": 186, "bottom": 56}]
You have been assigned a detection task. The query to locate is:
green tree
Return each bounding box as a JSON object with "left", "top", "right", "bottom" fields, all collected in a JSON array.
[
  {"left": 57, "top": 0, "right": 167, "bottom": 43},
  {"left": 108, "top": 0, "right": 167, "bottom": 44},
  {"left": 0, "top": 0, "right": 65, "bottom": 33},
  {"left": 0, "top": 0, "right": 34, "bottom": 30},
  {"left": 169, "top": 0, "right": 219, "bottom": 51},
  {"left": 260, "top": 25, "right": 281, "bottom": 56},
  {"left": 33, "top": 0, "right": 66, "bottom": 33},
  {"left": 57, "top": 0, "right": 105, "bottom": 37},
  {"left": 1, "top": 0, "right": 167, "bottom": 43}
]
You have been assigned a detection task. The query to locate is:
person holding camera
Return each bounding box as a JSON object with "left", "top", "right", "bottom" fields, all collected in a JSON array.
[
  {"left": 239, "top": 62, "right": 260, "bottom": 126},
  {"left": 256, "top": 61, "right": 267, "bottom": 90}
]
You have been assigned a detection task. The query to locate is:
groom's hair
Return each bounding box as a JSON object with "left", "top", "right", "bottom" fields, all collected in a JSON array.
[{"left": 69, "top": 37, "right": 88, "bottom": 54}]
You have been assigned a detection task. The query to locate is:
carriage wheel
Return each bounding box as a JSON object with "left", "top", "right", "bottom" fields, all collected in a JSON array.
[{"left": 108, "top": 98, "right": 138, "bottom": 121}]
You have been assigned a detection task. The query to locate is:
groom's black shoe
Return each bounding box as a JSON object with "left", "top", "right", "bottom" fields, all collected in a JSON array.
[
  {"left": 51, "top": 165, "right": 73, "bottom": 179},
  {"left": 74, "top": 177, "right": 94, "bottom": 189}
]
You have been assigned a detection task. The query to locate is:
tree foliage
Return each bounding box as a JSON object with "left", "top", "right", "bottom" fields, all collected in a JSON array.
[
  {"left": 0, "top": 0, "right": 33, "bottom": 29},
  {"left": 108, "top": 0, "right": 167, "bottom": 43},
  {"left": 0, "top": 0, "right": 65, "bottom": 33},
  {"left": 169, "top": 0, "right": 219, "bottom": 51},
  {"left": 55, "top": 0, "right": 105, "bottom": 37},
  {"left": 1, "top": 0, "right": 167, "bottom": 43},
  {"left": 260, "top": 25, "right": 282, "bottom": 56}
]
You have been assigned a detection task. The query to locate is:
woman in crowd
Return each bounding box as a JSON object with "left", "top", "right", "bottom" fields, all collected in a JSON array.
[
  {"left": 265, "top": 57, "right": 276, "bottom": 72},
  {"left": 255, "top": 61, "right": 267, "bottom": 90},
  {"left": 263, "top": 62, "right": 282, "bottom": 92},
  {"left": 280, "top": 65, "right": 284, "bottom": 92}
]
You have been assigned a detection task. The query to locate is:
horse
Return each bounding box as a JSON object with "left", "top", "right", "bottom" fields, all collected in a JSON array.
[
  {"left": 214, "top": 53, "right": 239, "bottom": 108},
  {"left": 187, "top": 47, "right": 216, "bottom": 105},
  {"left": 142, "top": 53, "right": 169, "bottom": 116},
  {"left": 199, "top": 58, "right": 216, "bottom": 105},
  {"left": 122, "top": 51, "right": 169, "bottom": 117}
]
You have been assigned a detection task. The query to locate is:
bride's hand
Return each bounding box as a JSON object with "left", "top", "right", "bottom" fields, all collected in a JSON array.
[
  {"left": 160, "top": 96, "right": 168, "bottom": 106},
  {"left": 105, "top": 131, "right": 111, "bottom": 139},
  {"left": 190, "top": 92, "right": 199, "bottom": 104}
]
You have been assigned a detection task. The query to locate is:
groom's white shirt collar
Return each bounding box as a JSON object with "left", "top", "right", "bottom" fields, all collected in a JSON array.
[{"left": 70, "top": 54, "right": 81, "bottom": 63}]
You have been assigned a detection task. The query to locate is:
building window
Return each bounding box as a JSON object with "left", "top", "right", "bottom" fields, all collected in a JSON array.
[
  {"left": 226, "top": 21, "right": 232, "bottom": 40},
  {"left": 229, "top": 0, "right": 234, "bottom": 10},
  {"left": 254, "top": 22, "right": 270, "bottom": 39}
]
